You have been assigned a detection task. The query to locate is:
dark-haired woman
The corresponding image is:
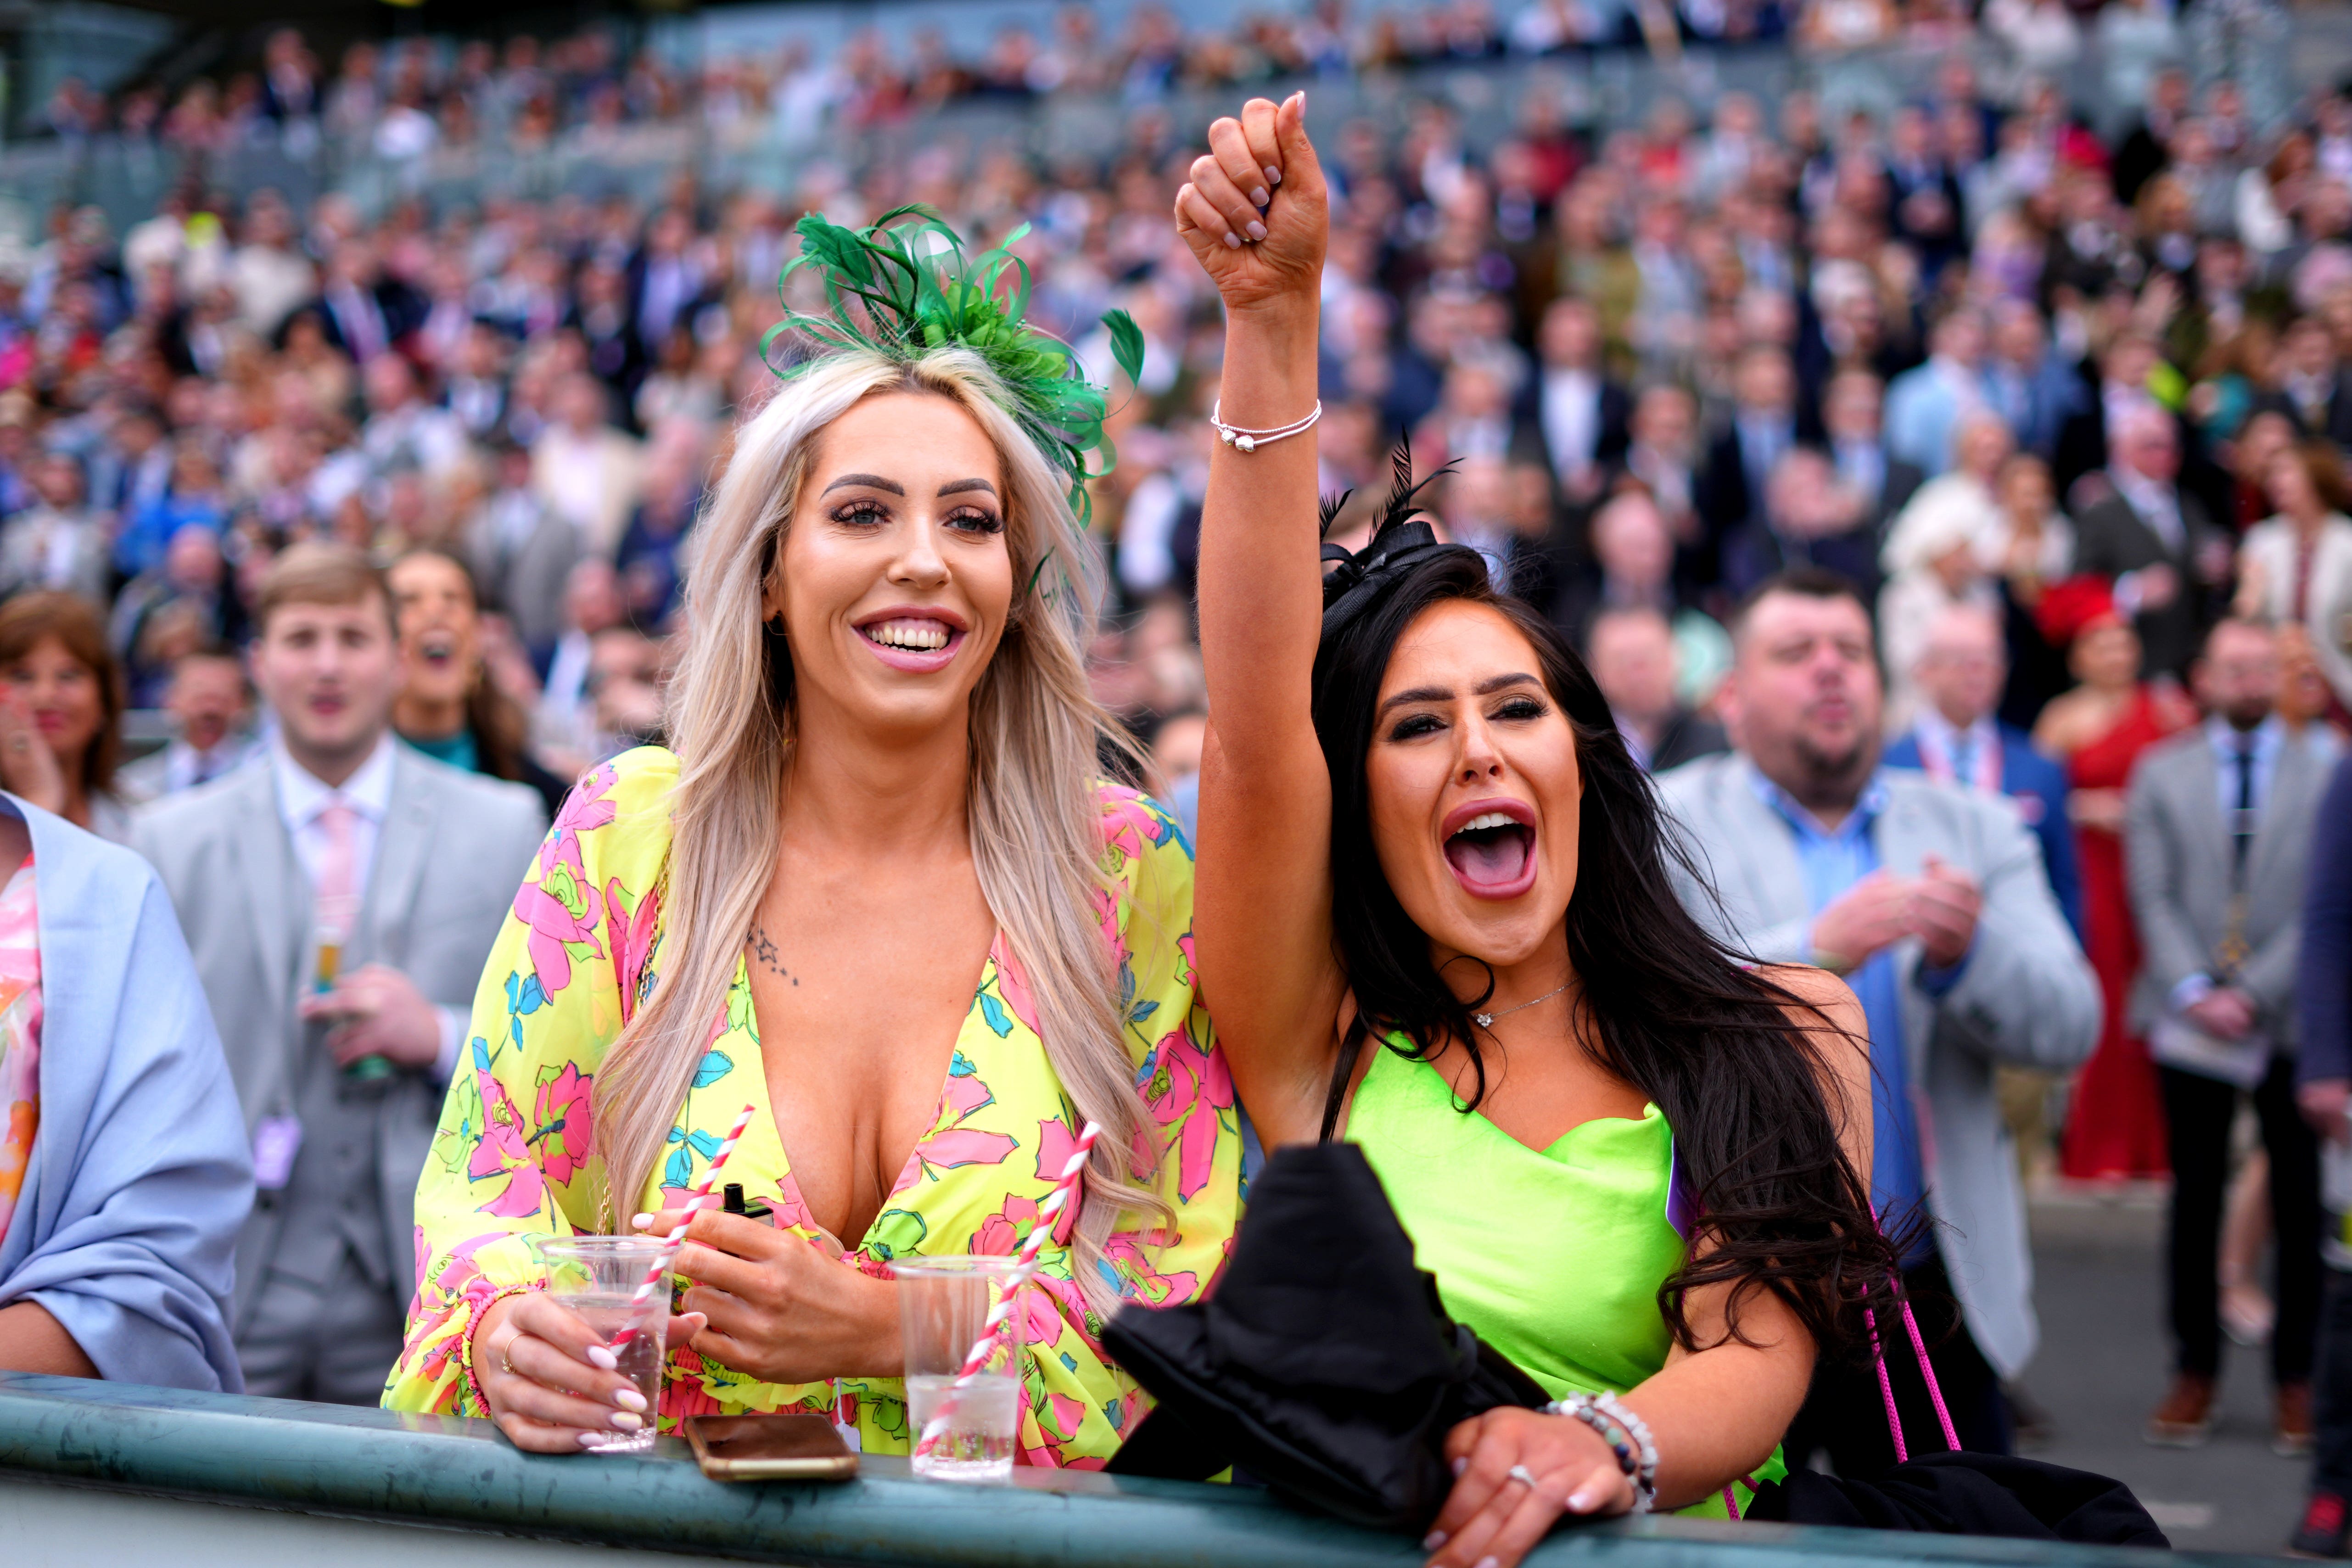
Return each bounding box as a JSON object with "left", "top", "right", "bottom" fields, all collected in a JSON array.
[
  {"left": 1177, "top": 99, "right": 1893, "bottom": 1568},
  {"left": 0, "top": 593, "right": 135, "bottom": 845},
  {"left": 387, "top": 549, "right": 571, "bottom": 816}
]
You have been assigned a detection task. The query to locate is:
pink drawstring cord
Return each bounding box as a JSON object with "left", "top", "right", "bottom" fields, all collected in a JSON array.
[
  {"left": 1863, "top": 1306, "right": 1910, "bottom": 1463},
  {"left": 1900, "top": 1297, "right": 1962, "bottom": 1453}
]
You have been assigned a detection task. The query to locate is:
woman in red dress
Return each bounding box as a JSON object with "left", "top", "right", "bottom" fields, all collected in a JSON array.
[{"left": 2033, "top": 592, "right": 2197, "bottom": 1181}]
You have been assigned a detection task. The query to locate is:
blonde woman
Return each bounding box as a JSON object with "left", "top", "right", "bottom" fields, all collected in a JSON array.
[{"left": 383, "top": 215, "right": 1240, "bottom": 1466}]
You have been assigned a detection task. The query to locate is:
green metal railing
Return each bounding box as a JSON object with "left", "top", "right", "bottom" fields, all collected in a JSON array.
[{"left": 0, "top": 1372, "right": 2267, "bottom": 1568}]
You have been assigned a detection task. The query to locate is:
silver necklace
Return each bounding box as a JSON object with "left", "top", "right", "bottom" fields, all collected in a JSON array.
[{"left": 1474, "top": 980, "right": 1570, "bottom": 1029}]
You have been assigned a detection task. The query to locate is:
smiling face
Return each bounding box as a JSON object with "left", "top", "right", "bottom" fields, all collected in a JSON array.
[
  {"left": 769, "top": 391, "right": 1014, "bottom": 742},
  {"left": 1365, "top": 599, "right": 1584, "bottom": 974},
  {"left": 4, "top": 635, "right": 103, "bottom": 767}
]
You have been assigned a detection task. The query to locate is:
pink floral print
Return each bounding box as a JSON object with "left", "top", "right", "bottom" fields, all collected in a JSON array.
[{"left": 386, "top": 749, "right": 1239, "bottom": 1469}]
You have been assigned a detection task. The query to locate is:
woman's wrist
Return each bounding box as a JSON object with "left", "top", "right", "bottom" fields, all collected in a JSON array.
[
  {"left": 857, "top": 1273, "right": 905, "bottom": 1378},
  {"left": 1222, "top": 294, "right": 1318, "bottom": 335}
]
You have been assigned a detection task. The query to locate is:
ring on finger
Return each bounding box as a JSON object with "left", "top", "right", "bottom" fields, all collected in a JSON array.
[
  {"left": 498, "top": 1328, "right": 525, "bottom": 1377},
  {"left": 1507, "top": 1462, "right": 1540, "bottom": 1490}
]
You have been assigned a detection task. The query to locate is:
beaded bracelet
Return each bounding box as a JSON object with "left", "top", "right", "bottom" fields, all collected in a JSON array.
[{"left": 1547, "top": 1390, "right": 1659, "bottom": 1513}]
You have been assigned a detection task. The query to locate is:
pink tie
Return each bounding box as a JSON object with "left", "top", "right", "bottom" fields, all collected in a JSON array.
[{"left": 315, "top": 800, "right": 359, "bottom": 941}]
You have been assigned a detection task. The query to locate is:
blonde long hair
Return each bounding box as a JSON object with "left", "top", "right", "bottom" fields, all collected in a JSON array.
[{"left": 593, "top": 347, "right": 1160, "bottom": 1319}]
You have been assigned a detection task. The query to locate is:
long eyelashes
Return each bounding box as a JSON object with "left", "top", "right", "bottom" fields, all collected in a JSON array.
[
  {"left": 1385, "top": 700, "right": 1551, "bottom": 742},
  {"left": 827, "top": 501, "right": 1002, "bottom": 535}
]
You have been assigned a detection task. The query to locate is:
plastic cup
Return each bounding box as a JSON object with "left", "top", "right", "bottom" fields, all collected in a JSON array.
[
  {"left": 533, "top": 1235, "right": 671, "bottom": 1455},
  {"left": 895, "top": 1255, "right": 1029, "bottom": 1481}
]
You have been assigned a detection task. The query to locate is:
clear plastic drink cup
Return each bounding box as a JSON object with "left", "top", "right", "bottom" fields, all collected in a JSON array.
[
  {"left": 534, "top": 1235, "right": 671, "bottom": 1455},
  {"left": 895, "top": 1255, "right": 1030, "bottom": 1481}
]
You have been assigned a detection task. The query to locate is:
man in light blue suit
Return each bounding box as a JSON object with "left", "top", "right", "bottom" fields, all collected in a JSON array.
[
  {"left": 1882, "top": 603, "right": 2083, "bottom": 937},
  {"left": 0, "top": 795, "right": 250, "bottom": 1390},
  {"left": 1657, "top": 568, "right": 2098, "bottom": 1475}
]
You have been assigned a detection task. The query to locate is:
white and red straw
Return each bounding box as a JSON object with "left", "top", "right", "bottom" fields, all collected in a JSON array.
[
  {"left": 912, "top": 1120, "right": 1100, "bottom": 1461},
  {"left": 607, "top": 1101, "right": 758, "bottom": 1351}
]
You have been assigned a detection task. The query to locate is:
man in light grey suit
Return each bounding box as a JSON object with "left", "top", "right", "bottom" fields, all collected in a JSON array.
[
  {"left": 1656, "top": 568, "right": 2097, "bottom": 1475},
  {"left": 2129, "top": 618, "right": 2331, "bottom": 1453},
  {"left": 134, "top": 543, "right": 546, "bottom": 1404}
]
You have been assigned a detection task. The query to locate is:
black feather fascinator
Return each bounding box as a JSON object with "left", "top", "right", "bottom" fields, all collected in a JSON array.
[{"left": 1317, "top": 441, "right": 1472, "bottom": 640}]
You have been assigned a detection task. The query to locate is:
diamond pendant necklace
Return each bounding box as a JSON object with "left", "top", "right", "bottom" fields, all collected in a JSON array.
[{"left": 1474, "top": 980, "right": 1570, "bottom": 1030}]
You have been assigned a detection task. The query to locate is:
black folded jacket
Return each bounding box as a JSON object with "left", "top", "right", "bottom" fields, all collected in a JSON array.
[{"left": 1104, "top": 1142, "right": 1549, "bottom": 1533}]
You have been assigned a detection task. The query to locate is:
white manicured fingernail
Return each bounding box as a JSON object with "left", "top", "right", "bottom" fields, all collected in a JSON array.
[
  {"left": 1266, "top": 166, "right": 1282, "bottom": 185},
  {"left": 585, "top": 1345, "right": 617, "bottom": 1370},
  {"left": 1568, "top": 1487, "right": 1598, "bottom": 1511},
  {"left": 1250, "top": 186, "right": 1269, "bottom": 206},
  {"left": 613, "top": 1387, "right": 646, "bottom": 1412},
  {"left": 1452, "top": 1455, "right": 1468, "bottom": 1477},
  {"left": 577, "top": 1430, "right": 604, "bottom": 1447},
  {"left": 1246, "top": 220, "right": 1267, "bottom": 241},
  {"left": 610, "top": 1411, "right": 642, "bottom": 1431},
  {"left": 631, "top": 1212, "right": 653, "bottom": 1230},
  {"left": 1421, "top": 1530, "right": 1448, "bottom": 1550},
  {"left": 1474, "top": 1558, "right": 1499, "bottom": 1568},
  {"left": 1223, "top": 232, "right": 1241, "bottom": 249}
]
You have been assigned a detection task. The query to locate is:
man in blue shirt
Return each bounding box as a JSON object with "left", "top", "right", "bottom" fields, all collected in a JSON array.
[{"left": 1659, "top": 569, "right": 2099, "bottom": 1477}]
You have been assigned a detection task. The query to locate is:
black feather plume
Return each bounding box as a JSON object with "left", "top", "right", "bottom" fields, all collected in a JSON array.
[
  {"left": 1373, "top": 438, "right": 1452, "bottom": 542},
  {"left": 1316, "top": 488, "right": 1354, "bottom": 540}
]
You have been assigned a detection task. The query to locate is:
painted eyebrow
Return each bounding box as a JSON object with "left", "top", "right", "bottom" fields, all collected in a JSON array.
[
  {"left": 1375, "top": 672, "right": 1540, "bottom": 720},
  {"left": 938, "top": 478, "right": 997, "bottom": 498},
  {"left": 820, "top": 473, "right": 905, "bottom": 497}
]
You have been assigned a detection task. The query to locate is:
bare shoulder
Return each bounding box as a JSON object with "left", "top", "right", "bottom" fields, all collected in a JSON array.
[
  {"left": 2030, "top": 691, "right": 2086, "bottom": 754},
  {"left": 1755, "top": 962, "right": 1870, "bottom": 1112}
]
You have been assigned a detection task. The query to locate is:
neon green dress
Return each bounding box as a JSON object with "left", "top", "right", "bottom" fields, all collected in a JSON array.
[{"left": 1348, "top": 1042, "right": 1786, "bottom": 1519}]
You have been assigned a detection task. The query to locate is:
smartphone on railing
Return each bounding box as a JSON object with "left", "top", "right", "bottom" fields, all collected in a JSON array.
[{"left": 683, "top": 1413, "right": 859, "bottom": 1481}]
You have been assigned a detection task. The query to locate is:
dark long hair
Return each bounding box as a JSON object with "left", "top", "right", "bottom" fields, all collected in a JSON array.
[
  {"left": 1312, "top": 544, "right": 1901, "bottom": 1357},
  {"left": 391, "top": 549, "right": 535, "bottom": 786}
]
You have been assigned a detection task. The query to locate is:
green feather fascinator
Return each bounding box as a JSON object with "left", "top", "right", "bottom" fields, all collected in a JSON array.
[{"left": 762, "top": 206, "right": 1144, "bottom": 528}]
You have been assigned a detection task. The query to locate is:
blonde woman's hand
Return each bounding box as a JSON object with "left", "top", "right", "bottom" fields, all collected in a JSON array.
[
  {"left": 470, "top": 1290, "right": 708, "bottom": 1454},
  {"left": 1422, "top": 1406, "right": 1635, "bottom": 1568},
  {"left": 638, "top": 1205, "right": 899, "bottom": 1386},
  {"left": 1174, "top": 92, "right": 1328, "bottom": 318},
  {"left": 0, "top": 686, "right": 67, "bottom": 816}
]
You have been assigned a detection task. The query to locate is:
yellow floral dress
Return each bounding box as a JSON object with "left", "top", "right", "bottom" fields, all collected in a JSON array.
[{"left": 382, "top": 747, "right": 1241, "bottom": 1467}]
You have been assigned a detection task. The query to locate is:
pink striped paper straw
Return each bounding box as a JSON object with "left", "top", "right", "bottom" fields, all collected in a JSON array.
[
  {"left": 607, "top": 1102, "right": 758, "bottom": 1351},
  {"left": 912, "top": 1120, "right": 1099, "bottom": 1461}
]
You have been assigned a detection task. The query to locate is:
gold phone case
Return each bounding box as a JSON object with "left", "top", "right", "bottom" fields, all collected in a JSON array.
[{"left": 684, "top": 1415, "right": 860, "bottom": 1481}]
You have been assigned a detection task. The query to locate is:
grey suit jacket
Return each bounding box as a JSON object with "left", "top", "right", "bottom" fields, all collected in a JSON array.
[
  {"left": 1655, "top": 754, "right": 2100, "bottom": 1378},
  {"left": 129, "top": 745, "right": 547, "bottom": 1322},
  {"left": 2124, "top": 725, "right": 2329, "bottom": 1042}
]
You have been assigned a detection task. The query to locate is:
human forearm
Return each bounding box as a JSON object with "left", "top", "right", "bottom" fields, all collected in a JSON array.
[
  {"left": 0, "top": 1301, "right": 100, "bottom": 1378},
  {"left": 1184, "top": 95, "right": 1329, "bottom": 760},
  {"left": 1626, "top": 1327, "right": 1812, "bottom": 1509},
  {"left": 2122, "top": 796, "right": 2208, "bottom": 994},
  {"left": 1197, "top": 304, "right": 1323, "bottom": 750}
]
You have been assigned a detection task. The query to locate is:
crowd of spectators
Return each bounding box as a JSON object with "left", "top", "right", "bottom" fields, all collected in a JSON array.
[
  {"left": 0, "top": 16, "right": 2340, "bottom": 875},
  {"left": 39, "top": 0, "right": 2155, "bottom": 160},
  {"left": 3, "top": 6, "right": 2352, "bottom": 1535}
]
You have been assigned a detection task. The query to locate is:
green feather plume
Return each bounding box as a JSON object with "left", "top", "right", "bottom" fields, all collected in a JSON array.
[{"left": 762, "top": 206, "right": 1144, "bottom": 529}]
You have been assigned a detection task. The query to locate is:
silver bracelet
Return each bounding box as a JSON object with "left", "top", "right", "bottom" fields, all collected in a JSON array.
[
  {"left": 1208, "top": 398, "right": 1322, "bottom": 453},
  {"left": 1547, "top": 1391, "right": 1659, "bottom": 1513}
]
